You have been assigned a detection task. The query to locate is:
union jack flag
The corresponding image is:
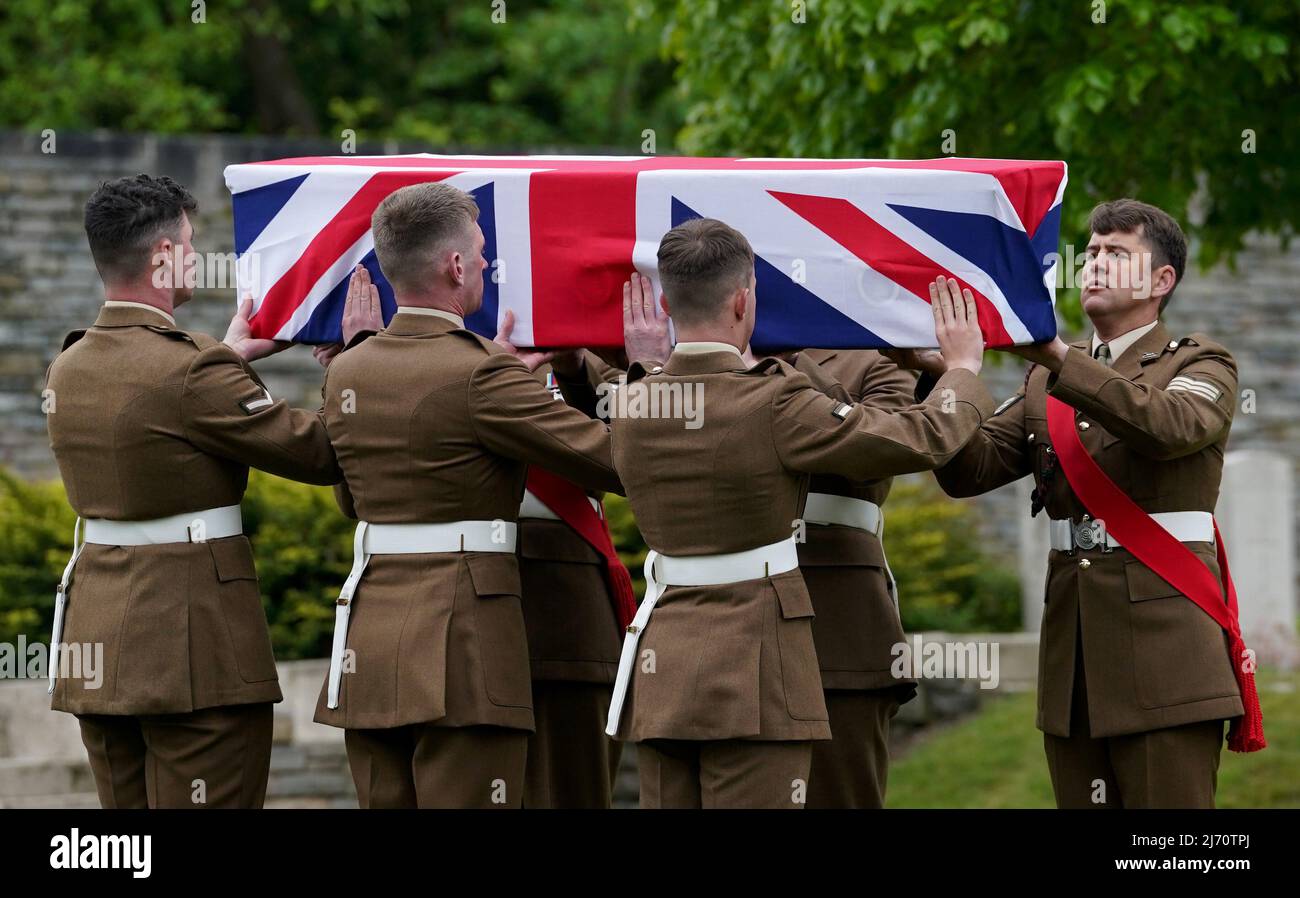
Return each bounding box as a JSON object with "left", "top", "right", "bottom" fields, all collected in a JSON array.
[{"left": 224, "top": 154, "right": 1066, "bottom": 349}]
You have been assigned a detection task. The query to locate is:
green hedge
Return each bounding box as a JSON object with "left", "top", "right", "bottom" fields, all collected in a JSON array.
[{"left": 1, "top": 469, "right": 1021, "bottom": 658}]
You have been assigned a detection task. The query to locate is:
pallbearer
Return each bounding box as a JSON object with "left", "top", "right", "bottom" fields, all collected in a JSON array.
[
  {"left": 793, "top": 349, "right": 920, "bottom": 808},
  {"left": 46, "top": 175, "right": 355, "bottom": 808},
  {"left": 911, "top": 199, "right": 1265, "bottom": 808},
  {"left": 606, "top": 218, "right": 994, "bottom": 809},
  {"left": 518, "top": 300, "right": 670, "bottom": 809},
  {"left": 313, "top": 182, "right": 622, "bottom": 808}
]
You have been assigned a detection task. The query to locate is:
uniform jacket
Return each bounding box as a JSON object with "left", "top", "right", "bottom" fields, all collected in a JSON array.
[
  {"left": 46, "top": 303, "right": 341, "bottom": 716},
  {"left": 931, "top": 321, "right": 1244, "bottom": 738},
  {"left": 795, "top": 349, "right": 920, "bottom": 695},
  {"left": 610, "top": 348, "right": 994, "bottom": 742},
  {"left": 311, "top": 311, "right": 622, "bottom": 731},
  {"left": 517, "top": 355, "right": 622, "bottom": 685}
]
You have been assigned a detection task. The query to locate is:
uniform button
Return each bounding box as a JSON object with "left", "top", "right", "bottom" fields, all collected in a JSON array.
[
  {"left": 1078, "top": 421, "right": 1090, "bottom": 431},
  {"left": 1168, "top": 341, "right": 1178, "bottom": 350},
  {"left": 651, "top": 366, "right": 663, "bottom": 374},
  {"left": 1078, "top": 558, "right": 1091, "bottom": 569}
]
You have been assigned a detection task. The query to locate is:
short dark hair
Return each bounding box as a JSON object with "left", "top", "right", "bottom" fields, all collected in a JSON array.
[
  {"left": 372, "top": 182, "right": 479, "bottom": 292},
  {"left": 656, "top": 218, "right": 755, "bottom": 325},
  {"left": 83, "top": 174, "right": 197, "bottom": 284},
  {"left": 1088, "top": 198, "right": 1187, "bottom": 311}
]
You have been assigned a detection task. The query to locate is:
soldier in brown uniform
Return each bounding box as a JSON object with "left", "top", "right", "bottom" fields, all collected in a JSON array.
[
  {"left": 517, "top": 358, "right": 625, "bottom": 809},
  {"left": 605, "top": 218, "right": 995, "bottom": 809},
  {"left": 909, "top": 200, "right": 1248, "bottom": 808},
  {"left": 519, "top": 297, "right": 671, "bottom": 809},
  {"left": 312, "top": 182, "right": 623, "bottom": 809},
  {"left": 793, "top": 349, "right": 920, "bottom": 808},
  {"left": 45, "top": 175, "right": 360, "bottom": 808}
]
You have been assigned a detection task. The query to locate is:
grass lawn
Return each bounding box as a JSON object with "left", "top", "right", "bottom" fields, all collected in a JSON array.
[{"left": 887, "top": 668, "right": 1300, "bottom": 808}]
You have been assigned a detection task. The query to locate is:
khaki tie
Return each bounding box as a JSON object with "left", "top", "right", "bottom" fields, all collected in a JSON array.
[{"left": 1095, "top": 343, "right": 1112, "bottom": 367}]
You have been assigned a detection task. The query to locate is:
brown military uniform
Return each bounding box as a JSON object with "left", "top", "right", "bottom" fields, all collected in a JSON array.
[
  {"left": 930, "top": 322, "right": 1243, "bottom": 808},
  {"left": 794, "top": 349, "right": 919, "bottom": 809},
  {"left": 519, "top": 357, "right": 623, "bottom": 809},
  {"left": 45, "top": 302, "right": 341, "bottom": 808},
  {"left": 610, "top": 347, "right": 994, "bottom": 808},
  {"left": 311, "top": 310, "right": 622, "bottom": 808}
]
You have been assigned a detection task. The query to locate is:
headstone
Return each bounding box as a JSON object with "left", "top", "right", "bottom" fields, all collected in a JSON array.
[{"left": 1218, "top": 450, "right": 1299, "bottom": 668}]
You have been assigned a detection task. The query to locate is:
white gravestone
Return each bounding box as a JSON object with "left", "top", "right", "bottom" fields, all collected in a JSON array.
[{"left": 1217, "top": 450, "right": 1299, "bottom": 667}]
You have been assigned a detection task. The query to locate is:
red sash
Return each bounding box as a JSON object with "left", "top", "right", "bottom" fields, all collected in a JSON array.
[
  {"left": 1045, "top": 395, "right": 1265, "bottom": 752},
  {"left": 524, "top": 467, "right": 638, "bottom": 631}
]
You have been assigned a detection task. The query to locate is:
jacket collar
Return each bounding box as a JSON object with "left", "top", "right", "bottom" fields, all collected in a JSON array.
[
  {"left": 663, "top": 347, "right": 749, "bottom": 375},
  {"left": 94, "top": 302, "right": 177, "bottom": 329},
  {"left": 1110, "top": 320, "right": 1173, "bottom": 380},
  {"left": 1091, "top": 319, "right": 1159, "bottom": 365},
  {"left": 384, "top": 308, "right": 464, "bottom": 337}
]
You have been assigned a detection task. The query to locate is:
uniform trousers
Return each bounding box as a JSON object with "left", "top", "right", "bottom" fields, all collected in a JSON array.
[
  {"left": 637, "top": 738, "right": 813, "bottom": 809},
  {"left": 523, "top": 680, "right": 622, "bottom": 809},
  {"left": 807, "top": 688, "right": 902, "bottom": 809},
  {"left": 344, "top": 723, "right": 528, "bottom": 808},
  {"left": 77, "top": 702, "right": 274, "bottom": 808},
  {"left": 1043, "top": 632, "right": 1225, "bottom": 808}
]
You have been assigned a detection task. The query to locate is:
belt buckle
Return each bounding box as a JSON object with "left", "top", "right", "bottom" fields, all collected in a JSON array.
[{"left": 1072, "top": 515, "right": 1110, "bottom": 553}]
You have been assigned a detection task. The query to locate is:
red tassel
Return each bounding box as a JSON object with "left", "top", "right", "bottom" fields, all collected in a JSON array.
[{"left": 1226, "top": 635, "right": 1267, "bottom": 753}]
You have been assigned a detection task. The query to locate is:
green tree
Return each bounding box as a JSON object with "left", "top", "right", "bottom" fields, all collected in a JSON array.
[
  {"left": 0, "top": 0, "right": 679, "bottom": 149},
  {"left": 651, "top": 0, "right": 1297, "bottom": 267}
]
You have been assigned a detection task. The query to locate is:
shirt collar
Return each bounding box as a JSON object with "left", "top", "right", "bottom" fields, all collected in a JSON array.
[
  {"left": 395, "top": 306, "right": 464, "bottom": 328},
  {"left": 102, "top": 301, "right": 176, "bottom": 327},
  {"left": 673, "top": 341, "right": 743, "bottom": 359},
  {"left": 1092, "top": 319, "right": 1159, "bottom": 363}
]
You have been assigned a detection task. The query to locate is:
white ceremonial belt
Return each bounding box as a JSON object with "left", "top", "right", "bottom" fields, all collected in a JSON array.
[
  {"left": 605, "top": 535, "right": 800, "bottom": 737},
  {"left": 50, "top": 505, "right": 242, "bottom": 694},
  {"left": 803, "top": 492, "right": 899, "bottom": 610},
  {"left": 803, "top": 493, "right": 882, "bottom": 535},
  {"left": 83, "top": 504, "right": 243, "bottom": 545},
  {"left": 327, "top": 519, "right": 517, "bottom": 710},
  {"left": 518, "top": 489, "right": 602, "bottom": 522},
  {"left": 1048, "top": 511, "right": 1214, "bottom": 552}
]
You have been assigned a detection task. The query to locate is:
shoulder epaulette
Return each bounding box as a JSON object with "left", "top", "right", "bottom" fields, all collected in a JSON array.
[{"left": 60, "top": 329, "right": 88, "bottom": 351}]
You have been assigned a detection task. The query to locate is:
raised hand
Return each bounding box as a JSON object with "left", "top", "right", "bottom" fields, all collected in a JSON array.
[
  {"left": 623, "top": 273, "right": 672, "bottom": 365},
  {"left": 223, "top": 295, "right": 290, "bottom": 362},
  {"left": 342, "top": 264, "right": 384, "bottom": 346},
  {"left": 313, "top": 343, "right": 343, "bottom": 368},
  {"left": 882, "top": 347, "right": 945, "bottom": 377},
  {"left": 930, "top": 275, "right": 985, "bottom": 375},
  {"left": 494, "top": 308, "right": 556, "bottom": 372}
]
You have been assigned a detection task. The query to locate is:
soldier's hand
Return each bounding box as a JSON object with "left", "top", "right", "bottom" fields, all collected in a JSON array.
[
  {"left": 930, "top": 276, "right": 984, "bottom": 375},
  {"left": 1003, "top": 336, "right": 1070, "bottom": 372},
  {"left": 623, "top": 273, "right": 672, "bottom": 365},
  {"left": 494, "top": 309, "right": 556, "bottom": 372},
  {"left": 342, "top": 265, "right": 384, "bottom": 346},
  {"left": 223, "top": 296, "right": 291, "bottom": 362},
  {"left": 313, "top": 343, "right": 343, "bottom": 368},
  {"left": 551, "top": 349, "right": 587, "bottom": 379},
  {"left": 882, "top": 348, "right": 945, "bottom": 377}
]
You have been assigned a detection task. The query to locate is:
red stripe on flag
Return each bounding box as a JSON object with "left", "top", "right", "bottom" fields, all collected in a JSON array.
[
  {"left": 769, "top": 190, "right": 1014, "bottom": 347},
  {"left": 528, "top": 169, "right": 639, "bottom": 347},
  {"left": 249, "top": 170, "right": 455, "bottom": 339}
]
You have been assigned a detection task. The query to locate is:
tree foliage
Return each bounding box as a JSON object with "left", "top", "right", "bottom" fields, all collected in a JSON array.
[
  {"left": 651, "top": 0, "right": 1298, "bottom": 265},
  {"left": 0, "top": 0, "right": 679, "bottom": 149}
]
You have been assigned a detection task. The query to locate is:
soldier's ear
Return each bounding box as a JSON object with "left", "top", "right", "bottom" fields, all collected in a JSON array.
[
  {"left": 658, "top": 293, "right": 669, "bottom": 318},
  {"left": 1149, "top": 263, "right": 1177, "bottom": 305},
  {"left": 731, "top": 286, "right": 749, "bottom": 322}
]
